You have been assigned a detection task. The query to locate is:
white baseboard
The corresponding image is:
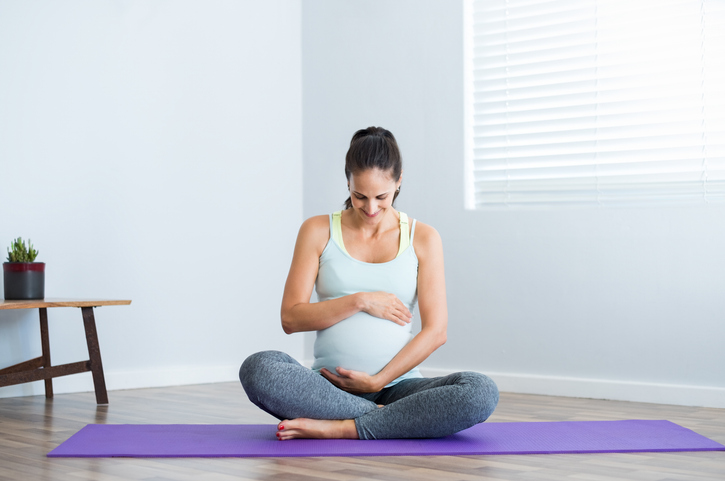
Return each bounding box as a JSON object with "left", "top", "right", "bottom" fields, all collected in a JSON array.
[
  {"left": 0, "top": 365, "right": 241, "bottom": 399},
  {"left": 3, "top": 363, "right": 722, "bottom": 410},
  {"left": 421, "top": 367, "right": 725, "bottom": 409}
]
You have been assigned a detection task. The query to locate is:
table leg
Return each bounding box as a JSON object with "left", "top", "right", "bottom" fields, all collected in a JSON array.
[
  {"left": 39, "top": 308, "right": 53, "bottom": 399},
  {"left": 81, "top": 307, "right": 109, "bottom": 404}
]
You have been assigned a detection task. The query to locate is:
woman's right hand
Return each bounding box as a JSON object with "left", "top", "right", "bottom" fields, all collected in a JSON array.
[{"left": 358, "top": 291, "right": 412, "bottom": 326}]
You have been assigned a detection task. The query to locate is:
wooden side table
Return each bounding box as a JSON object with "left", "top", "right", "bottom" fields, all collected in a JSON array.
[{"left": 0, "top": 299, "right": 131, "bottom": 404}]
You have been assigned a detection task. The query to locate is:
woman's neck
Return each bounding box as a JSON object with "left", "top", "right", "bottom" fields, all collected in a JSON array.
[{"left": 345, "top": 208, "right": 399, "bottom": 239}]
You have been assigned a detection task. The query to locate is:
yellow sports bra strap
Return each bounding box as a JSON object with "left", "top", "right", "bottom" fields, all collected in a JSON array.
[
  {"left": 332, "top": 211, "right": 350, "bottom": 256},
  {"left": 397, "top": 212, "right": 410, "bottom": 257}
]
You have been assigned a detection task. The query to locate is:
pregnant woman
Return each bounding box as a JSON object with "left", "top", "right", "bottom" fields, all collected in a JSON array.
[{"left": 240, "top": 126, "right": 499, "bottom": 440}]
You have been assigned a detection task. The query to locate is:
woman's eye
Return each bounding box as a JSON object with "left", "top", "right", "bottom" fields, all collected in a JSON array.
[{"left": 354, "top": 194, "right": 387, "bottom": 200}]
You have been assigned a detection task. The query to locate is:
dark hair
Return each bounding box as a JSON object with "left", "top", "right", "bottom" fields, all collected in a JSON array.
[{"left": 344, "top": 126, "right": 403, "bottom": 210}]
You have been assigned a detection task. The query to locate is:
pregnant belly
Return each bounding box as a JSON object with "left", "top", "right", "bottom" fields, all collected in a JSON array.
[{"left": 312, "top": 312, "right": 413, "bottom": 375}]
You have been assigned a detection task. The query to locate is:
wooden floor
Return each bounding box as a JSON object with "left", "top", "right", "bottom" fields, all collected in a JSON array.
[{"left": 0, "top": 383, "right": 723, "bottom": 481}]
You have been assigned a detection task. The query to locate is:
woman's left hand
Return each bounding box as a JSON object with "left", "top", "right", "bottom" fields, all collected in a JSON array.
[{"left": 320, "top": 367, "right": 382, "bottom": 394}]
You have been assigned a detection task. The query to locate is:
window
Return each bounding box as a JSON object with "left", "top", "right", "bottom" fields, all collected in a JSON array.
[{"left": 464, "top": 0, "right": 725, "bottom": 208}]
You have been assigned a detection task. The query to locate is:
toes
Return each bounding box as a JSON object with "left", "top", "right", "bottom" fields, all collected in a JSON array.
[
  {"left": 277, "top": 428, "right": 301, "bottom": 441},
  {"left": 276, "top": 419, "right": 304, "bottom": 440}
]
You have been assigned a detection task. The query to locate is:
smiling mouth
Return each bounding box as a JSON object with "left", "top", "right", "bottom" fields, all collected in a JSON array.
[{"left": 363, "top": 209, "right": 381, "bottom": 217}]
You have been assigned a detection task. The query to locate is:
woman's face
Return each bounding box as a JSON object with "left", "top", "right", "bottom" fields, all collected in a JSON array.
[{"left": 348, "top": 168, "right": 402, "bottom": 222}]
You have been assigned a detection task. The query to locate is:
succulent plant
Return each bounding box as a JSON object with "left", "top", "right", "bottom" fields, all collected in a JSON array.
[{"left": 6, "top": 237, "right": 39, "bottom": 263}]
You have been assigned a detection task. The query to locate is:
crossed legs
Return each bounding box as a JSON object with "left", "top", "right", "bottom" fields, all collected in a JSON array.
[{"left": 239, "top": 350, "right": 499, "bottom": 440}]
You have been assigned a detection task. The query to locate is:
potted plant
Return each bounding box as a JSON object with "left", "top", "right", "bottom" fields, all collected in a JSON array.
[{"left": 3, "top": 237, "right": 45, "bottom": 300}]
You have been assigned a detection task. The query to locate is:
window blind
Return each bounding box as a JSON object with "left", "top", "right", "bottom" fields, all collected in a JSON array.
[{"left": 465, "top": 0, "right": 725, "bottom": 208}]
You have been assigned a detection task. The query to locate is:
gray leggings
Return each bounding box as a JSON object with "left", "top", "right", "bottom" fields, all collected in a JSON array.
[{"left": 239, "top": 350, "right": 499, "bottom": 440}]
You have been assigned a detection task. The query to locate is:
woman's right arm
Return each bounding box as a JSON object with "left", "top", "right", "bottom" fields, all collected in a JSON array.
[{"left": 280, "top": 216, "right": 412, "bottom": 334}]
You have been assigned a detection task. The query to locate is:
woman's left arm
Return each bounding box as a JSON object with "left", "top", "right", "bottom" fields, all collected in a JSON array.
[{"left": 321, "top": 222, "right": 448, "bottom": 393}]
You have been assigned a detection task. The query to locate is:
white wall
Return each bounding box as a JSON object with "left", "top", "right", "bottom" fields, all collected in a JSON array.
[
  {"left": 3, "top": 0, "right": 722, "bottom": 409},
  {"left": 0, "top": 0, "right": 303, "bottom": 397},
  {"left": 302, "top": 0, "right": 725, "bottom": 407}
]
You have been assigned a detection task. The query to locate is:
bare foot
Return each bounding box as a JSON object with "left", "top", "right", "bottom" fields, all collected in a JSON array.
[{"left": 276, "top": 418, "right": 358, "bottom": 441}]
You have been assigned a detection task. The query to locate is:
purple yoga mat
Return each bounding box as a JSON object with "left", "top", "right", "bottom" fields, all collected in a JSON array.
[{"left": 47, "top": 420, "right": 724, "bottom": 458}]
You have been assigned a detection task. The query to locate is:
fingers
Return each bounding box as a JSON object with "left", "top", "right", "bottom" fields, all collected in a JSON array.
[
  {"left": 389, "top": 304, "right": 413, "bottom": 326},
  {"left": 393, "top": 296, "right": 412, "bottom": 317},
  {"left": 320, "top": 368, "right": 340, "bottom": 383},
  {"left": 322, "top": 367, "right": 352, "bottom": 379},
  {"left": 392, "top": 312, "right": 412, "bottom": 326},
  {"left": 321, "top": 368, "right": 353, "bottom": 392},
  {"left": 383, "top": 296, "right": 412, "bottom": 325},
  {"left": 389, "top": 316, "right": 407, "bottom": 326},
  {"left": 394, "top": 298, "right": 413, "bottom": 323},
  {"left": 335, "top": 366, "right": 353, "bottom": 377},
  {"left": 365, "top": 292, "right": 413, "bottom": 325},
  {"left": 321, "top": 367, "right": 371, "bottom": 393}
]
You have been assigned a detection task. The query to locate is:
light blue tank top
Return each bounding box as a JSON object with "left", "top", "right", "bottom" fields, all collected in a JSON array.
[{"left": 312, "top": 211, "right": 423, "bottom": 387}]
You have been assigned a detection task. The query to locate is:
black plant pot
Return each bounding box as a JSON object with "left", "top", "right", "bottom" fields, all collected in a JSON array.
[{"left": 3, "top": 262, "right": 45, "bottom": 300}]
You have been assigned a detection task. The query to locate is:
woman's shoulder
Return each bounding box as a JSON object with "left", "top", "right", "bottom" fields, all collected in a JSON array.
[
  {"left": 296, "top": 214, "right": 332, "bottom": 253},
  {"left": 411, "top": 219, "right": 443, "bottom": 255},
  {"left": 411, "top": 219, "right": 441, "bottom": 241},
  {"left": 301, "top": 214, "right": 330, "bottom": 230}
]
